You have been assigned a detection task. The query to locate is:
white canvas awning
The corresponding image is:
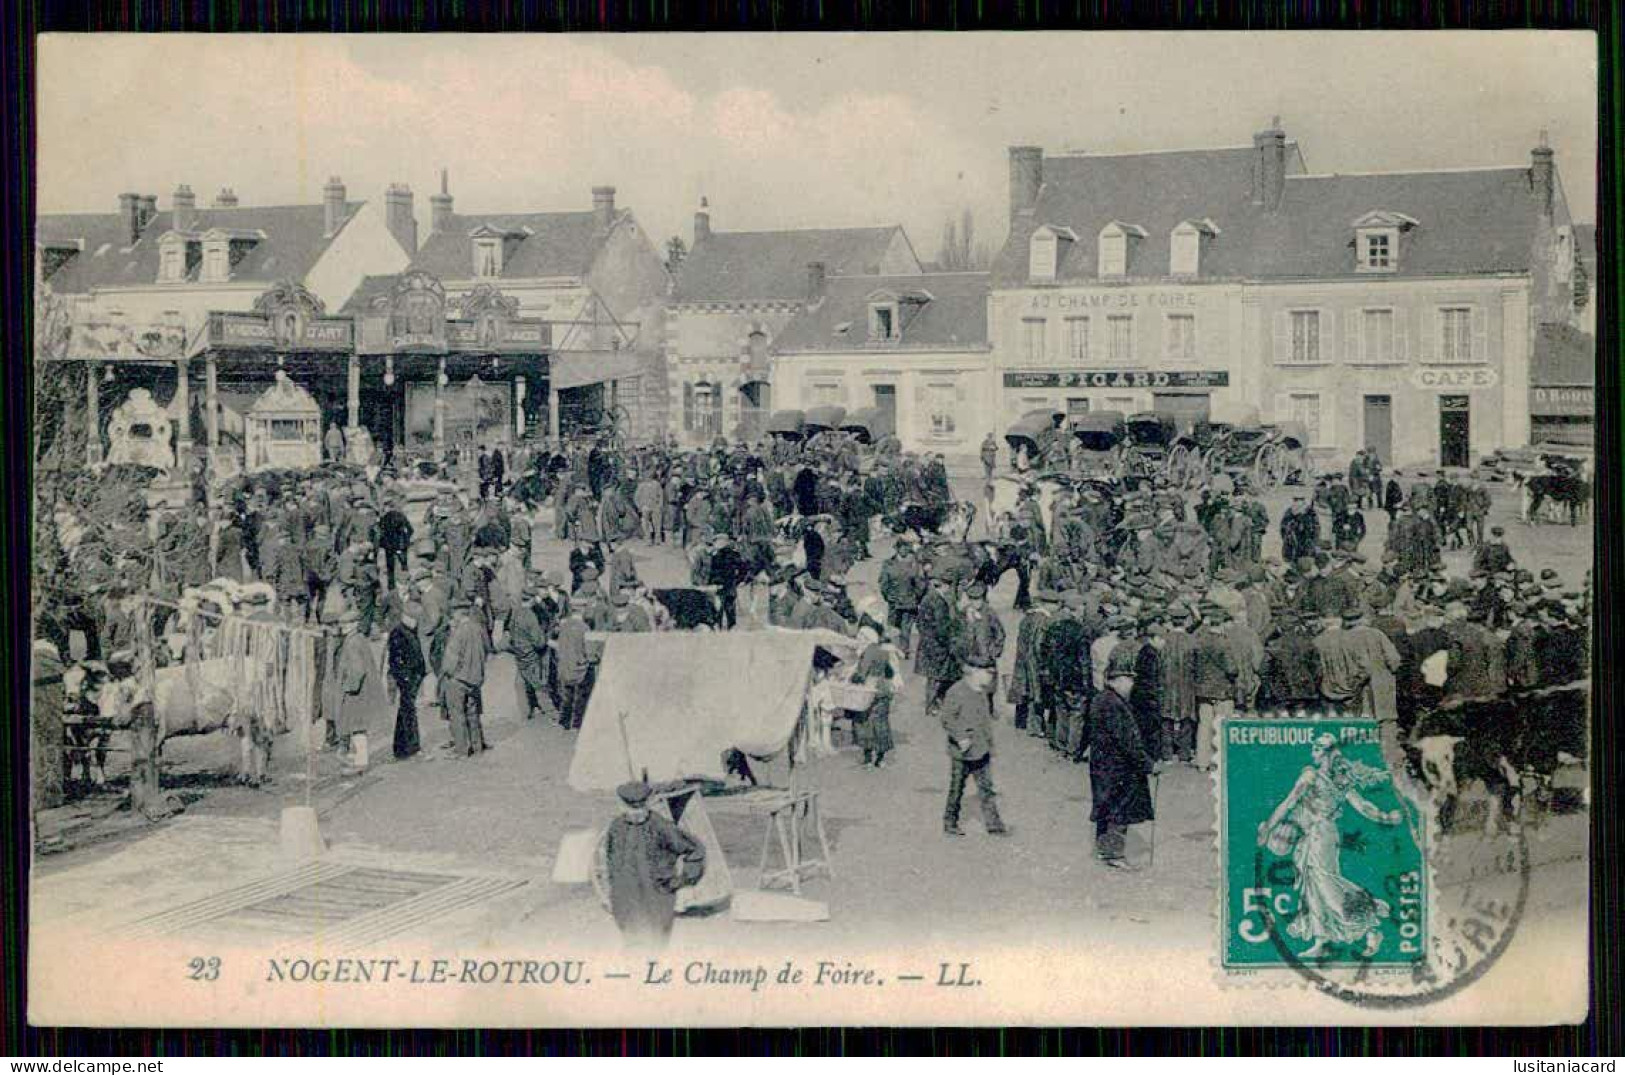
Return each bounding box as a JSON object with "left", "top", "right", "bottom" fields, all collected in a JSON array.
[{"left": 549, "top": 350, "right": 647, "bottom": 391}]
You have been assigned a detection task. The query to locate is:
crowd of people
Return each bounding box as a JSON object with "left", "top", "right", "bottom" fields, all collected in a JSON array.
[{"left": 33, "top": 421, "right": 1590, "bottom": 875}]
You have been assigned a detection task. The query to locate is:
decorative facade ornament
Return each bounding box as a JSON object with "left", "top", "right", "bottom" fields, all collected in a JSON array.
[
  {"left": 375, "top": 269, "right": 447, "bottom": 347},
  {"left": 105, "top": 388, "right": 176, "bottom": 471},
  {"left": 252, "top": 279, "right": 327, "bottom": 349},
  {"left": 34, "top": 283, "right": 73, "bottom": 363}
]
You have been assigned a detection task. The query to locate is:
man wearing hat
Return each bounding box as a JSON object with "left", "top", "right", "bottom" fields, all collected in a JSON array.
[
  {"left": 603, "top": 781, "right": 706, "bottom": 950},
  {"left": 1007, "top": 590, "right": 1055, "bottom": 736},
  {"left": 507, "top": 577, "right": 555, "bottom": 722},
  {"left": 915, "top": 574, "right": 963, "bottom": 719},
  {"left": 1473, "top": 525, "right": 1514, "bottom": 576},
  {"left": 555, "top": 599, "right": 594, "bottom": 730},
  {"left": 386, "top": 602, "right": 428, "bottom": 760},
  {"left": 1090, "top": 644, "right": 1158, "bottom": 869},
  {"left": 879, "top": 536, "right": 927, "bottom": 658},
  {"left": 1041, "top": 590, "right": 1097, "bottom": 759},
  {"left": 1191, "top": 604, "right": 1241, "bottom": 770},
  {"left": 335, "top": 607, "right": 388, "bottom": 771},
  {"left": 939, "top": 657, "right": 1008, "bottom": 837},
  {"left": 956, "top": 580, "right": 1006, "bottom": 692},
  {"left": 1314, "top": 609, "right": 1401, "bottom": 721},
  {"left": 440, "top": 595, "right": 489, "bottom": 756}
]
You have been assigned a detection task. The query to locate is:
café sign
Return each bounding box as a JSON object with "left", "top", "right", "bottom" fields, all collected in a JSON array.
[
  {"left": 1411, "top": 366, "right": 1498, "bottom": 391},
  {"left": 1003, "top": 369, "right": 1230, "bottom": 390}
]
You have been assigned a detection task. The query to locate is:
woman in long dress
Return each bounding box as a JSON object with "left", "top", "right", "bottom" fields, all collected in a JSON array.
[{"left": 1257, "top": 733, "right": 1405, "bottom": 959}]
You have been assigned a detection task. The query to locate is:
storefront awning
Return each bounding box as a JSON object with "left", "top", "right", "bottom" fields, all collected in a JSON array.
[{"left": 549, "top": 350, "right": 648, "bottom": 391}]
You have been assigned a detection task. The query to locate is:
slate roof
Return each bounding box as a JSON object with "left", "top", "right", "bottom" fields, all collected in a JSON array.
[
  {"left": 339, "top": 274, "right": 401, "bottom": 315},
  {"left": 408, "top": 211, "right": 620, "bottom": 281},
  {"left": 673, "top": 226, "right": 908, "bottom": 303},
  {"left": 772, "top": 272, "right": 989, "bottom": 353},
  {"left": 37, "top": 203, "right": 363, "bottom": 294},
  {"left": 1532, "top": 322, "right": 1595, "bottom": 386},
  {"left": 992, "top": 143, "right": 1556, "bottom": 286}
]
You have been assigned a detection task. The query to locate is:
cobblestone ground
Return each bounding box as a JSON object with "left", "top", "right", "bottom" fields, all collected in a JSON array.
[{"left": 31, "top": 473, "right": 1590, "bottom": 1014}]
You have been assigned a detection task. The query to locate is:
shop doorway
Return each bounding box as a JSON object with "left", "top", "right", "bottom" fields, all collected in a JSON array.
[
  {"left": 1363, "top": 395, "right": 1393, "bottom": 464},
  {"left": 1439, "top": 395, "right": 1470, "bottom": 468}
]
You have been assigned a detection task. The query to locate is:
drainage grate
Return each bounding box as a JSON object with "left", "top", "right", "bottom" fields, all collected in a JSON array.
[{"left": 120, "top": 864, "right": 527, "bottom": 945}]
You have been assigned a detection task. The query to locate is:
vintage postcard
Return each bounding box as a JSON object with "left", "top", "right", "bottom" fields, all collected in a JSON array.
[{"left": 28, "top": 31, "right": 1595, "bottom": 1026}]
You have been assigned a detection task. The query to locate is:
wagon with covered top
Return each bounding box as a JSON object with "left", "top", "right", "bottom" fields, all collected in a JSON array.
[
  {"left": 838, "top": 406, "right": 894, "bottom": 446},
  {"left": 1122, "top": 411, "right": 1177, "bottom": 482},
  {"left": 1069, "top": 410, "right": 1127, "bottom": 481},
  {"left": 1004, "top": 409, "right": 1067, "bottom": 472},
  {"left": 765, "top": 409, "right": 808, "bottom": 442}
]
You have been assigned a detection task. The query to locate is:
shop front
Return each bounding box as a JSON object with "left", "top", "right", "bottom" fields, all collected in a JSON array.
[{"left": 1000, "top": 369, "right": 1231, "bottom": 432}]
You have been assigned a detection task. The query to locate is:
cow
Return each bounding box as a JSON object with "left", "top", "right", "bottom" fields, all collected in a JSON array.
[
  {"left": 1522, "top": 473, "right": 1591, "bottom": 526},
  {"left": 886, "top": 500, "right": 976, "bottom": 542},
  {"left": 1410, "top": 684, "right": 1588, "bottom": 835}
]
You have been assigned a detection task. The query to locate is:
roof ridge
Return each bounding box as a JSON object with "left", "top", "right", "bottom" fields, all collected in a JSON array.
[
  {"left": 704, "top": 224, "right": 898, "bottom": 237},
  {"left": 1051, "top": 144, "right": 1265, "bottom": 159},
  {"left": 1288, "top": 165, "right": 1528, "bottom": 180}
]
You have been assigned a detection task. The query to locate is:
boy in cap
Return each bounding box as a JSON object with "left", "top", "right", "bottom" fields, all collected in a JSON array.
[{"left": 603, "top": 781, "right": 706, "bottom": 950}]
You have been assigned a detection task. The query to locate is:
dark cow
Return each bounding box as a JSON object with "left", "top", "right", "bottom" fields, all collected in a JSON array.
[
  {"left": 651, "top": 587, "right": 724, "bottom": 630},
  {"left": 1523, "top": 473, "right": 1591, "bottom": 526},
  {"left": 1410, "top": 684, "right": 1588, "bottom": 834}
]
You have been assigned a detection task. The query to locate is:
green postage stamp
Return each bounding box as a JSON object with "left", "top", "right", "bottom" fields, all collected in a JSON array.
[{"left": 1220, "top": 716, "right": 1427, "bottom": 971}]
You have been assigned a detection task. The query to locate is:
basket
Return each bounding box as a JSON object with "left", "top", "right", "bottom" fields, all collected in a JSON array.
[{"left": 827, "top": 682, "right": 877, "bottom": 711}]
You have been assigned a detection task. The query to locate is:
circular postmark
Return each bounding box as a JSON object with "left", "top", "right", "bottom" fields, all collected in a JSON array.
[{"left": 1250, "top": 814, "right": 1530, "bottom": 1009}]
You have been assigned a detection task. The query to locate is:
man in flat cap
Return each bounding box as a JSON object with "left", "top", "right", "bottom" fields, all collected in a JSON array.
[
  {"left": 603, "top": 781, "right": 706, "bottom": 950},
  {"left": 939, "top": 656, "right": 1008, "bottom": 837}
]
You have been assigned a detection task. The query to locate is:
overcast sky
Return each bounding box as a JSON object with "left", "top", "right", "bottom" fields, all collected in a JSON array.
[{"left": 38, "top": 33, "right": 1597, "bottom": 260}]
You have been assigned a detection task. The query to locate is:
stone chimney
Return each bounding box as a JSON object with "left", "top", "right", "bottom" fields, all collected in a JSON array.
[
  {"left": 118, "top": 193, "right": 141, "bottom": 244},
  {"left": 135, "top": 195, "right": 157, "bottom": 234},
  {"left": 429, "top": 168, "right": 454, "bottom": 234},
  {"left": 213, "top": 187, "right": 238, "bottom": 208},
  {"left": 592, "top": 186, "right": 617, "bottom": 231},
  {"left": 1252, "top": 117, "right": 1287, "bottom": 211},
  {"left": 1009, "top": 146, "right": 1043, "bottom": 225},
  {"left": 385, "top": 183, "right": 418, "bottom": 254},
  {"left": 323, "top": 176, "right": 347, "bottom": 237},
  {"left": 1532, "top": 129, "right": 1555, "bottom": 218},
  {"left": 806, "top": 261, "right": 827, "bottom": 304},
  {"left": 694, "top": 196, "right": 712, "bottom": 245},
  {"left": 172, "top": 184, "right": 197, "bottom": 231}
]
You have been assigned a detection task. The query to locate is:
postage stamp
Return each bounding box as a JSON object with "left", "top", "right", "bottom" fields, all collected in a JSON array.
[{"left": 1220, "top": 716, "right": 1428, "bottom": 972}]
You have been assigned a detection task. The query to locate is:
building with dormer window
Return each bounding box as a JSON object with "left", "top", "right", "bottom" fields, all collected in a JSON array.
[
  {"left": 771, "top": 272, "right": 990, "bottom": 452},
  {"left": 665, "top": 201, "right": 921, "bottom": 444},
  {"left": 989, "top": 123, "right": 1589, "bottom": 468}
]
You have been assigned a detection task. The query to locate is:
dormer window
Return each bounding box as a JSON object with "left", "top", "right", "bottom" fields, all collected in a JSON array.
[
  {"left": 869, "top": 302, "right": 898, "bottom": 341},
  {"left": 1352, "top": 210, "right": 1419, "bottom": 274},
  {"left": 474, "top": 237, "right": 502, "bottom": 277},
  {"left": 158, "top": 233, "right": 192, "bottom": 283},
  {"left": 202, "top": 237, "right": 230, "bottom": 282},
  {"left": 1028, "top": 225, "right": 1076, "bottom": 281},
  {"left": 1098, "top": 222, "right": 1146, "bottom": 278},
  {"left": 1170, "top": 219, "right": 1220, "bottom": 277}
]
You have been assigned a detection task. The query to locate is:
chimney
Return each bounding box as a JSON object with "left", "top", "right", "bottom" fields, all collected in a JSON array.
[
  {"left": 212, "top": 187, "right": 238, "bottom": 208},
  {"left": 323, "top": 176, "right": 347, "bottom": 237},
  {"left": 429, "top": 168, "right": 454, "bottom": 234},
  {"left": 172, "top": 184, "right": 197, "bottom": 231},
  {"left": 1252, "top": 117, "right": 1286, "bottom": 211},
  {"left": 118, "top": 193, "right": 141, "bottom": 244},
  {"left": 1009, "top": 145, "right": 1043, "bottom": 225},
  {"left": 592, "top": 185, "right": 617, "bottom": 231},
  {"left": 806, "top": 261, "right": 826, "bottom": 304},
  {"left": 1531, "top": 129, "right": 1555, "bottom": 218},
  {"left": 135, "top": 194, "right": 157, "bottom": 234},
  {"left": 694, "top": 196, "right": 711, "bottom": 245},
  {"left": 385, "top": 182, "right": 418, "bottom": 254}
]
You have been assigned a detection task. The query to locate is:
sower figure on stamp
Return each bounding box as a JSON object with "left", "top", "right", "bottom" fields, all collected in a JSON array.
[
  {"left": 604, "top": 781, "right": 705, "bottom": 951},
  {"left": 939, "top": 656, "right": 1009, "bottom": 838},
  {"left": 1089, "top": 646, "right": 1158, "bottom": 869}
]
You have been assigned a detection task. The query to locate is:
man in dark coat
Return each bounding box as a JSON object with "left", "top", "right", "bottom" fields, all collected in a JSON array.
[
  {"left": 603, "top": 780, "right": 705, "bottom": 950},
  {"left": 377, "top": 503, "right": 414, "bottom": 592},
  {"left": 1259, "top": 612, "right": 1323, "bottom": 711},
  {"left": 1007, "top": 593, "right": 1055, "bottom": 735},
  {"left": 507, "top": 578, "right": 555, "bottom": 721},
  {"left": 477, "top": 447, "right": 495, "bottom": 500},
  {"left": 939, "top": 659, "right": 1008, "bottom": 837},
  {"left": 879, "top": 539, "right": 927, "bottom": 657},
  {"left": 386, "top": 605, "right": 427, "bottom": 760},
  {"left": 1042, "top": 592, "right": 1096, "bottom": 759},
  {"left": 914, "top": 576, "right": 962, "bottom": 717},
  {"left": 704, "top": 535, "right": 750, "bottom": 629},
  {"left": 1090, "top": 646, "right": 1158, "bottom": 868}
]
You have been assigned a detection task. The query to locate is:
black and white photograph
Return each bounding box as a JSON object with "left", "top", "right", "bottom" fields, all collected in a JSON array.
[{"left": 26, "top": 31, "right": 1596, "bottom": 1026}]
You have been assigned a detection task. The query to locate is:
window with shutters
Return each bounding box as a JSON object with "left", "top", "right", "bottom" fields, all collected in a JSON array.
[
  {"left": 1361, "top": 308, "right": 1396, "bottom": 364},
  {"left": 1108, "top": 315, "right": 1134, "bottom": 363},
  {"left": 925, "top": 383, "right": 957, "bottom": 437},
  {"left": 1288, "top": 393, "right": 1322, "bottom": 445},
  {"left": 1165, "top": 314, "right": 1196, "bottom": 361},
  {"left": 1286, "top": 310, "right": 1321, "bottom": 364},
  {"left": 1065, "top": 317, "right": 1091, "bottom": 364},
  {"left": 1021, "top": 318, "right": 1047, "bottom": 365},
  {"left": 694, "top": 382, "right": 721, "bottom": 436},
  {"left": 1438, "top": 307, "right": 1474, "bottom": 363}
]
